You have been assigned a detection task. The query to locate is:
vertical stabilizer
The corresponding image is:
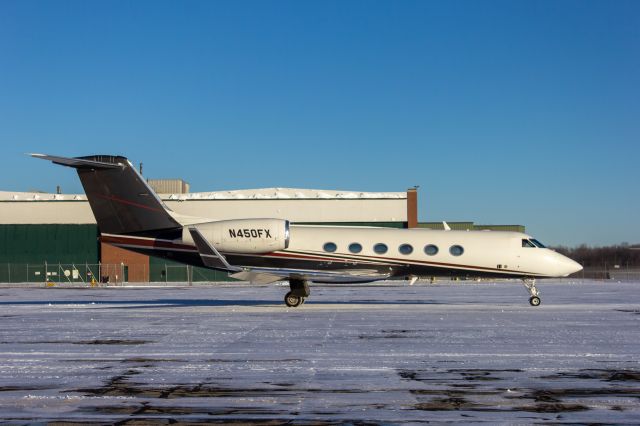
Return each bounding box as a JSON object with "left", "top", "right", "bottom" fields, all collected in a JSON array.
[{"left": 31, "top": 154, "right": 181, "bottom": 235}]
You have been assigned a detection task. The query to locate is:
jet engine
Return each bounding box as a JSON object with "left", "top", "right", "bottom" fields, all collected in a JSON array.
[{"left": 182, "top": 219, "right": 290, "bottom": 254}]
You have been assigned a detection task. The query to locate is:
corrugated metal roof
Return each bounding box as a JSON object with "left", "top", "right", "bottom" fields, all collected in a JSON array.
[{"left": 0, "top": 188, "right": 407, "bottom": 201}]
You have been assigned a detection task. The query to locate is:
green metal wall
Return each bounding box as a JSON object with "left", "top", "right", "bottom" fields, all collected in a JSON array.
[
  {"left": 419, "top": 222, "right": 525, "bottom": 233},
  {"left": 0, "top": 224, "right": 99, "bottom": 282},
  {"left": 0, "top": 224, "right": 99, "bottom": 263},
  {"left": 149, "top": 256, "right": 237, "bottom": 282},
  {"left": 419, "top": 222, "right": 475, "bottom": 230},
  {"left": 474, "top": 224, "right": 526, "bottom": 233},
  {"left": 0, "top": 221, "right": 526, "bottom": 283}
]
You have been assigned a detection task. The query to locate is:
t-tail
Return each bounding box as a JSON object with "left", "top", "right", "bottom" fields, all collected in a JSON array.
[{"left": 30, "top": 154, "right": 182, "bottom": 236}]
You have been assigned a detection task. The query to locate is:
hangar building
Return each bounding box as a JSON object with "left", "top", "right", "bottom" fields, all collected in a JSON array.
[
  {"left": 0, "top": 182, "right": 524, "bottom": 284},
  {"left": 0, "top": 186, "right": 417, "bottom": 283}
]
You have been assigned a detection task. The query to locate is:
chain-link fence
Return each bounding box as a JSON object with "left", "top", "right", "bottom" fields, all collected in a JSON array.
[
  {"left": 571, "top": 267, "right": 640, "bottom": 281},
  {"left": 0, "top": 263, "right": 122, "bottom": 285},
  {"left": 0, "top": 262, "right": 235, "bottom": 285},
  {"left": 2, "top": 262, "right": 639, "bottom": 285}
]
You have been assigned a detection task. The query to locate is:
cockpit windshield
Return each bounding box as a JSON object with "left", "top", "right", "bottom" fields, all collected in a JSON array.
[
  {"left": 530, "top": 239, "right": 546, "bottom": 248},
  {"left": 522, "top": 239, "right": 536, "bottom": 248}
]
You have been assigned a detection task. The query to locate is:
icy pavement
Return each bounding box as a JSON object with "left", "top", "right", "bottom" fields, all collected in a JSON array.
[{"left": 0, "top": 280, "right": 639, "bottom": 424}]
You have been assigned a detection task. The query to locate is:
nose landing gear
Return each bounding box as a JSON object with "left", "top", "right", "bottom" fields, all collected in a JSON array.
[
  {"left": 522, "top": 278, "right": 541, "bottom": 306},
  {"left": 284, "top": 279, "right": 310, "bottom": 308}
]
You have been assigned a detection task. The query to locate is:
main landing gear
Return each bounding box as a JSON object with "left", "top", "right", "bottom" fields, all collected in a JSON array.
[
  {"left": 284, "top": 279, "right": 310, "bottom": 308},
  {"left": 522, "top": 278, "right": 541, "bottom": 306}
]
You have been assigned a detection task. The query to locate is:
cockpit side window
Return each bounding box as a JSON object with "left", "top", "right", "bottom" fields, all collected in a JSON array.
[
  {"left": 530, "top": 239, "right": 546, "bottom": 248},
  {"left": 522, "top": 239, "right": 536, "bottom": 248}
]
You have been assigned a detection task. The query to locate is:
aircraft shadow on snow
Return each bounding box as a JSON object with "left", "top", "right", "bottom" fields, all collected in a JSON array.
[{"left": 0, "top": 298, "right": 444, "bottom": 308}]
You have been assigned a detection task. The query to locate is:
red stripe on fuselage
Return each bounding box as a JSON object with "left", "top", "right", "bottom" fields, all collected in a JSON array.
[{"left": 94, "top": 193, "right": 165, "bottom": 213}]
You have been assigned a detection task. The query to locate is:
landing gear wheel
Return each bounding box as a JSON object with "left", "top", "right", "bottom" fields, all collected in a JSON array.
[
  {"left": 284, "top": 292, "right": 303, "bottom": 308},
  {"left": 522, "top": 278, "right": 540, "bottom": 306}
]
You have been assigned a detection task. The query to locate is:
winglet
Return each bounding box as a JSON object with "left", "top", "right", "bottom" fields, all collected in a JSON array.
[{"left": 188, "top": 227, "right": 242, "bottom": 272}]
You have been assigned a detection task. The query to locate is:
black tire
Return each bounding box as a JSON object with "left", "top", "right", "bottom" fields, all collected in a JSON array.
[
  {"left": 529, "top": 296, "right": 541, "bottom": 306},
  {"left": 284, "top": 292, "right": 303, "bottom": 307}
]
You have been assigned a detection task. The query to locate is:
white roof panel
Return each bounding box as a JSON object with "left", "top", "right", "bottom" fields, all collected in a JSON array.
[{"left": 0, "top": 188, "right": 406, "bottom": 201}]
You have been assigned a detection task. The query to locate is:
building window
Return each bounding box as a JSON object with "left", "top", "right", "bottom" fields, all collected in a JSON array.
[
  {"left": 373, "top": 243, "right": 388, "bottom": 254},
  {"left": 348, "top": 243, "right": 362, "bottom": 254},
  {"left": 424, "top": 244, "right": 439, "bottom": 256},
  {"left": 399, "top": 244, "right": 413, "bottom": 255},
  {"left": 449, "top": 245, "right": 464, "bottom": 256},
  {"left": 323, "top": 242, "right": 337, "bottom": 253}
]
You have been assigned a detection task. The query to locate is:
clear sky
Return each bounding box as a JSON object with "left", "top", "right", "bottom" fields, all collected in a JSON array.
[{"left": 0, "top": 0, "right": 638, "bottom": 247}]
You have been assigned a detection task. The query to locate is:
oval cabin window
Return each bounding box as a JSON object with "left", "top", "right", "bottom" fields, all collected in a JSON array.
[
  {"left": 449, "top": 245, "right": 464, "bottom": 256},
  {"left": 399, "top": 244, "right": 413, "bottom": 255},
  {"left": 348, "top": 243, "right": 362, "bottom": 253},
  {"left": 323, "top": 242, "right": 337, "bottom": 253},
  {"left": 424, "top": 244, "right": 439, "bottom": 256},
  {"left": 373, "top": 243, "right": 388, "bottom": 254}
]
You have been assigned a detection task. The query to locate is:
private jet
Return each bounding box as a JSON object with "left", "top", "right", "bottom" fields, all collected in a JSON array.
[{"left": 32, "top": 154, "right": 583, "bottom": 307}]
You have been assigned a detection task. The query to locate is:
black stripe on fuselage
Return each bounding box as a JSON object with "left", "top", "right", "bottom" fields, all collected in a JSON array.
[{"left": 102, "top": 234, "right": 540, "bottom": 279}]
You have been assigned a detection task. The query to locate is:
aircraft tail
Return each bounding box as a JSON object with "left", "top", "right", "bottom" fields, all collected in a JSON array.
[{"left": 31, "top": 154, "right": 181, "bottom": 235}]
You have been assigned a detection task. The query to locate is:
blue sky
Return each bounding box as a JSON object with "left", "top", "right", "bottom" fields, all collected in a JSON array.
[{"left": 0, "top": 0, "right": 638, "bottom": 246}]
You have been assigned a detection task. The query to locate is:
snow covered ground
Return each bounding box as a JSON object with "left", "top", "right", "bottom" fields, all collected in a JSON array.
[{"left": 0, "top": 280, "right": 639, "bottom": 423}]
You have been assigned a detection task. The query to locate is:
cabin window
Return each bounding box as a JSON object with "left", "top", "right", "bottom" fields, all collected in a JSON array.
[
  {"left": 522, "top": 239, "right": 536, "bottom": 248},
  {"left": 373, "top": 243, "right": 388, "bottom": 254},
  {"left": 449, "top": 245, "right": 464, "bottom": 256},
  {"left": 424, "top": 244, "right": 439, "bottom": 256},
  {"left": 530, "top": 239, "right": 546, "bottom": 248},
  {"left": 399, "top": 244, "right": 413, "bottom": 255},
  {"left": 349, "top": 243, "right": 362, "bottom": 254},
  {"left": 323, "top": 242, "right": 337, "bottom": 253}
]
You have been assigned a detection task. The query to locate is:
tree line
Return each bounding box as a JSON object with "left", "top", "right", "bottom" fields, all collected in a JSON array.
[{"left": 552, "top": 244, "right": 640, "bottom": 268}]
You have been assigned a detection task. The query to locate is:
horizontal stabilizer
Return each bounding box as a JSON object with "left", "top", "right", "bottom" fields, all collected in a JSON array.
[{"left": 30, "top": 153, "right": 123, "bottom": 169}]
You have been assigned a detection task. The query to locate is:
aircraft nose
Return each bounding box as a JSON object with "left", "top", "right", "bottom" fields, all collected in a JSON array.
[
  {"left": 559, "top": 254, "right": 583, "bottom": 276},
  {"left": 545, "top": 251, "right": 582, "bottom": 277}
]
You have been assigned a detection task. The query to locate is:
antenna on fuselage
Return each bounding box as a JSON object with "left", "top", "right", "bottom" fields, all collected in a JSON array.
[{"left": 442, "top": 221, "right": 451, "bottom": 231}]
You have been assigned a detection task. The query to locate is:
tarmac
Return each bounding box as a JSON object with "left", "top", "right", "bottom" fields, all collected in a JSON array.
[{"left": 0, "top": 279, "right": 639, "bottom": 423}]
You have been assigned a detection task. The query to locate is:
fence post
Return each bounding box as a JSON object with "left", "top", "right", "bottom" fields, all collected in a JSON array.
[{"left": 7, "top": 263, "right": 10, "bottom": 284}]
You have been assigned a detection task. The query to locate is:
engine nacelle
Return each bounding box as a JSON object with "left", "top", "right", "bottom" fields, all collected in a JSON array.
[{"left": 182, "top": 218, "right": 290, "bottom": 254}]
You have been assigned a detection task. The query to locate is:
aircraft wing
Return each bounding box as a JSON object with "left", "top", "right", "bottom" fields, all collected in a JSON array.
[
  {"left": 188, "top": 227, "right": 242, "bottom": 272},
  {"left": 229, "top": 267, "right": 391, "bottom": 285},
  {"left": 188, "top": 226, "right": 390, "bottom": 284}
]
